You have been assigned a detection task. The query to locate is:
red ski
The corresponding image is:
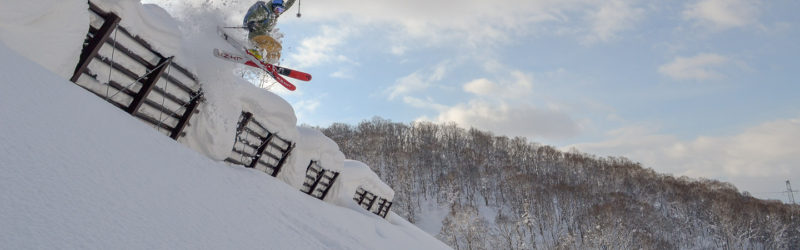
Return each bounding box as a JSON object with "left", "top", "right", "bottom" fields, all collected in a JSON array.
[{"left": 213, "top": 48, "right": 311, "bottom": 81}]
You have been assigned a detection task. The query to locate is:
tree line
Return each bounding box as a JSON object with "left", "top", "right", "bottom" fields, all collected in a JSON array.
[{"left": 319, "top": 117, "right": 799, "bottom": 249}]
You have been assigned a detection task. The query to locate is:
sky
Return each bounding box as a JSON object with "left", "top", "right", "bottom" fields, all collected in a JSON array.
[{"left": 144, "top": 0, "right": 800, "bottom": 203}]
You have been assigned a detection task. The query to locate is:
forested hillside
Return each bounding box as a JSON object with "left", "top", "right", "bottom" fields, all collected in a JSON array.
[{"left": 320, "top": 118, "right": 799, "bottom": 249}]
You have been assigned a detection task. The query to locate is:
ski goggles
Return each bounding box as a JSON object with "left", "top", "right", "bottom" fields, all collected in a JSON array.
[{"left": 274, "top": 6, "right": 285, "bottom": 14}]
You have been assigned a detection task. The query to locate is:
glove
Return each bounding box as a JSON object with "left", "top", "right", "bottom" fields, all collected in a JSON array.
[{"left": 246, "top": 21, "right": 256, "bottom": 31}]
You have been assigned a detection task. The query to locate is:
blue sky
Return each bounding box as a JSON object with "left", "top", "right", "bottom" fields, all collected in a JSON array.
[{"left": 149, "top": 0, "right": 800, "bottom": 202}]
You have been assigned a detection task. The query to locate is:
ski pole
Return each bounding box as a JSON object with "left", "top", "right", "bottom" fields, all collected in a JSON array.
[
  {"left": 296, "top": 0, "right": 302, "bottom": 18},
  {"left": 224, "top": 26, "right": 247, "bottom": 29}
]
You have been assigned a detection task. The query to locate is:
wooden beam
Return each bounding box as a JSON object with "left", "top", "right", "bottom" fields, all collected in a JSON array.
[
  {"left": 170, "top": 91, "right": 203, "bottom": 140},
  {"left": 126, "top": 57, "right": 172, "bottom": 114},
  {"left": 169, "top": 62, "right": 199, "bottom": 82},
  {"left": 236, "top": 112, "right": 253, "bottom": 135},
  {"left": 248, "top": 133, "right": 275, "bottom": 169},
  {"left": 381, "top": 202, "right": 393, "bottom": 218},
  {"left": 270, "top": 143, "right": 294, "bottom": 177},
  {"left": 357, "top": 190, "right": 367, "bottom": 204},
  {"left": 115, "top": 25, "right": 166, "bottom": 60},
  {"left": 365, "top": 193, "right": 377, "bottom": 211},
  {"left": 372, "top": 199, "right": 386, "bottom": 215},
  {"left": 133, "top": 112, "right": 174, "bottom": 132},
  {"left": 318, "top": 172, "right": 339, "bottom": 200},
  {"left": 306, "top": 169, "right": 324, "bottom": 196},
  {"left": 71, "top": 11, "right": 120, "bottom": 82}
]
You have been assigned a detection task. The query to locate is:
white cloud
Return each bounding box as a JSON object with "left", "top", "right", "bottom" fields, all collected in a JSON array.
[
  {"left": 386, "top": 72, "right": 429, "bottom": 100},
  {"left": 390, "top": 45, "right": 407, "bottom": 56},
  {"left": 430, "top": 63, "right": 448, "bottom": 82},
  {"left": 463, "top": 71, "right": 533, "bottom": 99},
  {"left": 402, "top": 96, "right": 448, "bottom": 111},
  {"left": 463, "top": 78, "right": 496, "bottom": 96},
  {"left": 385, "top": 61, "right": 452, "bottom": 100},
  {"left": 683, "top": 0, "right": 762, "bottom": 30},
  {"left": 288, "top": 26, "right": 353, "bottom": 68},
  {"left": 330, "top": 69, "right": 352, "bottom": 79},
  {"left": 583, "top": 0, "right": 645, "bottom": 43},
  {"left": 424, "top": 100, "right": 580, "bottom": 140},
  {"left": 291, "top": 98, "right": 322, "bottom": 122},
  {"left": 404, "top": 67, "right": 578, "bottom": 140},
  {"left": 566, "top": 117, "right": 800, "bottom": 196},
  {"left": 295, "top": 99, "right": 321, "bottom": 113},
  {"left": 293, "top": 0, "right": 647, "bottom": 48},
  {"left": 658, "top": 53, "right": 732, "bottom": 80}
]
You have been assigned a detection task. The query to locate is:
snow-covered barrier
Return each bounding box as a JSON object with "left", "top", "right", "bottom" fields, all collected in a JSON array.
[
  {"left": 354, "top": 187, "right": 394, "bottom": 218},
  {"left": 300, "top": 161, "right": 340, "bottom": 200},
  {"left": 71, "top": 2, "right": 202, "bottom": 140},
  {"left": 225, "top": 111, "right": 294, "bottom": 177},
  {"left": 289, "top": 127, "right": 346, "bottom": 200},
  {"left": 331, "top": 160, "right": 395, "bottom": 218}
]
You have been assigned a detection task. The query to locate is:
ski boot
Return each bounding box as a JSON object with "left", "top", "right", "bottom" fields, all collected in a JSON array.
[{"left": 247, "top": 48, "right": 265, "bottom": 61}]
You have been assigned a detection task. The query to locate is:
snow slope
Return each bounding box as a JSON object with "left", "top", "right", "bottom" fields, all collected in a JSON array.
[
  {"left": 0, "top": 0, "right": 447, "bottom": 248},
  {"left": 0, "top": 42, "right": 448, "bottom": 249},
  {"left": 0, "top": 0, "right": 88, "bottom": 78}
]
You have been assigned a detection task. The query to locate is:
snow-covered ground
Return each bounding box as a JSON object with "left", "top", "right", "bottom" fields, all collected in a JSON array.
[{"left": 0, "top": 0, "right": 448, "bottom": 248}]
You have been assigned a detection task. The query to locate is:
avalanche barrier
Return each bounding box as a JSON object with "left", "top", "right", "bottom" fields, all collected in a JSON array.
[
  {"left": 354, "top": 186, "right": 393, "bottom": 218},
  {"left": 226, "top": 111, "right": 295, "bottom": 177},
  {"left": 71, "top": 2, "right": 203, "bottom": 140},
  {"left": 301, "top": 161, "right": 340, "bottom": 200}
]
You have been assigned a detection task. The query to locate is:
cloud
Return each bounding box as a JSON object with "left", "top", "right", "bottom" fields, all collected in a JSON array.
[
  {"left": 288, "top": 25, "right": 353, "bottom": 68},
  {"left": 292, "top": 0, "right": 647, "bottom": 48},
  {"left": 683, "top": 0, "right": 762, "bottom": 30},
  {"left": 385, "top": 61, "right": 451, "bottom": 100},
  {"left": 463, "top": 78, "right": 495, "bottom": 96},
  {"left": 402, "top": 96, "right": 448, "bottom": 111},
  {"left": 146, "top": 0, "right": 650, "bottom": 64},
  {"left": 404, "top": 66, "right": 578, "bottom": 140},
  {"left": 421, "top": 100, "right": 580, "bottom": 140},
  {"left": 390, "top": 45, "right": 407, "bottom": 56},
  {"left": 386, "top": 72, "right": 430, "bottom": 100},
  {"left": 291, "top": 98, "right": 322, "bottom": 122},
  {"left": 295, "top": 99, "right": 321, "bottom": 112},
  {"left": 463, "top": 71, "right": 533, "bottom": 99},
  {"left": 330, "top": 69, "right": 352, "bottom": 79},
  {"left": 658, "top": 53, "right": 732, "bottom": 80},
  {"left": 582, "top": 0, "right": 645, "bottom": 43},
  {"left": 566, "top": 117, "right": 800, "bottom": 196}
]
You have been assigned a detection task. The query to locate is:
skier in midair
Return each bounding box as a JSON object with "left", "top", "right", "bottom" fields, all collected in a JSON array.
[{"left": 243, "top": 0, "right": 296, "bottom": 63}]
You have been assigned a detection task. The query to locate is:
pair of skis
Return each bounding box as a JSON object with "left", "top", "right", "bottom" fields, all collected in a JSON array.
[
  {"left": 215, "top": 27, "right": 311, "bottom": 91},
  {"left": 213, "top": 48, "right": 311, "bottom": 81}
]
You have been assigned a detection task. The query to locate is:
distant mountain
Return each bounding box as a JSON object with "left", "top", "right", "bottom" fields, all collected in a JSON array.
[{"left": 321, "top": 117, "right": 800, "bottom": 249}]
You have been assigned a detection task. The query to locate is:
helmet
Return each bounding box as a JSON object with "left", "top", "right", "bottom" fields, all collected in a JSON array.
[{"left": 271, "top": 0, "right": 285, "bottom": 14}]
